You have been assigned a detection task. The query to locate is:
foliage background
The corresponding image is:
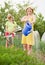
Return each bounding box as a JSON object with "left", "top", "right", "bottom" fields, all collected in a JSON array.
[{"left": 0, "top": 1, "right": 45, "bottom": 37}]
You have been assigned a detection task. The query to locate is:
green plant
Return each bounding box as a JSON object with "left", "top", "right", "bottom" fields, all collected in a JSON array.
[
  {"left": 34, "top": 13, "right": 45, "bottom": 37},
  {"left": 39, "top": 41, "right": 45, "bottom": 54},
  {"left": 0, "top": 46, "right": 45, "bottom": 65},
  {"left": 0, "top": 36, "right": 22, "bottom": 48}
]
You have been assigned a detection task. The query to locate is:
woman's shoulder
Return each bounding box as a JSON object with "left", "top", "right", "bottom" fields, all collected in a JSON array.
[
  {"left": 13, "top": 21, "right": 16, "bottom": 24},
  {"left": 5, "top": 21, "right": 8, "bottom": 24},
  {"left": 5, "top": 21, "right": 10, "bottom": 25},
  {"left": 14, "top": 21, "right": 17, "bottom": 26}
]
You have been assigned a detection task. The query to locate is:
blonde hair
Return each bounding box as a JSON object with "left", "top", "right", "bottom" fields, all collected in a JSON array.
[
  {"left": 7, "top": 14, "right": 12, "bottom": 20},
  {"left": 26, "top": 7, "right": 34, "bottom": 13}
]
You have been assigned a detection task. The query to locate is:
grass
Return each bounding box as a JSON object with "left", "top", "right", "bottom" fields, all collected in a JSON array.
[
  {"left": 0, "top": 36, "right": 45, "bottom": 65},
  {"left": 0, "top": 46, "right": 45, "bottom": 65}
]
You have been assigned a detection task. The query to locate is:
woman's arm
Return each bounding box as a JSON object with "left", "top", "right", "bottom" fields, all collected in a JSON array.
[
  {"left": 21, "top": 16, "right": 28, "bottom": 22},
  {"left": 32, "top": 15, "right": 36, "bottom": 24},
  {"left": 5, "top": 22, "right": 8, "bottom": 32}
]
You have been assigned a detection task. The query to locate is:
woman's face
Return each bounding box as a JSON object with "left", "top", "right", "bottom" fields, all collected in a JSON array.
[
  {"left": 26, "top": 8, "right": 33, "bottom": 15},
  {"left": 10, "top": 17, "right": 14, "bottom": 22},
  {"left": 8, "top": 17, "right": 13, "bottom": 22}
]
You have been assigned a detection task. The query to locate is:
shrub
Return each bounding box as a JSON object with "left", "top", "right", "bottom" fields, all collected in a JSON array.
[
  {"left": 0, "top": 36, "right": 22, "bottom": 48},
  {"left": 39, "top": 41, "right": 45, "bottom": 54},
  {"left": 0, "top": 46, "right": 45, "bottom": 65},
  {"left": 34, "top": 13, "right": 45, "bottom": 37}
]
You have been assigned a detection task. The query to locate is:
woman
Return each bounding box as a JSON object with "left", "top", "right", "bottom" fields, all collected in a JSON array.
[
  {"left": 21, "top": 7, "right": 36, "bottom": 55},
  {"left": 5, "top": 14, "right": 17, "bottom": 48}
]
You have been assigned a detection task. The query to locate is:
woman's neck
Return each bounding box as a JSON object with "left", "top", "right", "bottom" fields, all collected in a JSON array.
[{"left": 9, "top": 19, "right": 12, "bottom": 22}]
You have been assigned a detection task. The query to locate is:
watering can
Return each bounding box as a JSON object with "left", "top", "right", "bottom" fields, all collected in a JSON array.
[{"left": 22, "top": 21, "right": 32, "bottom": 36}]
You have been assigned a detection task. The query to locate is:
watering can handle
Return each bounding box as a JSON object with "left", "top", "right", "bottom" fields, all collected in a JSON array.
[{"left": 27, "top": 30, "right": 32, "bottom": 34}]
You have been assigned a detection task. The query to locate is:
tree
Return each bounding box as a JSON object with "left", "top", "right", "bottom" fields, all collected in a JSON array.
[
  {"left": 34, "top": 13, "right": 45, "bottom": 37},
  {"left": 0, "top": 2, "right": 16, "bottom": 33}
]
